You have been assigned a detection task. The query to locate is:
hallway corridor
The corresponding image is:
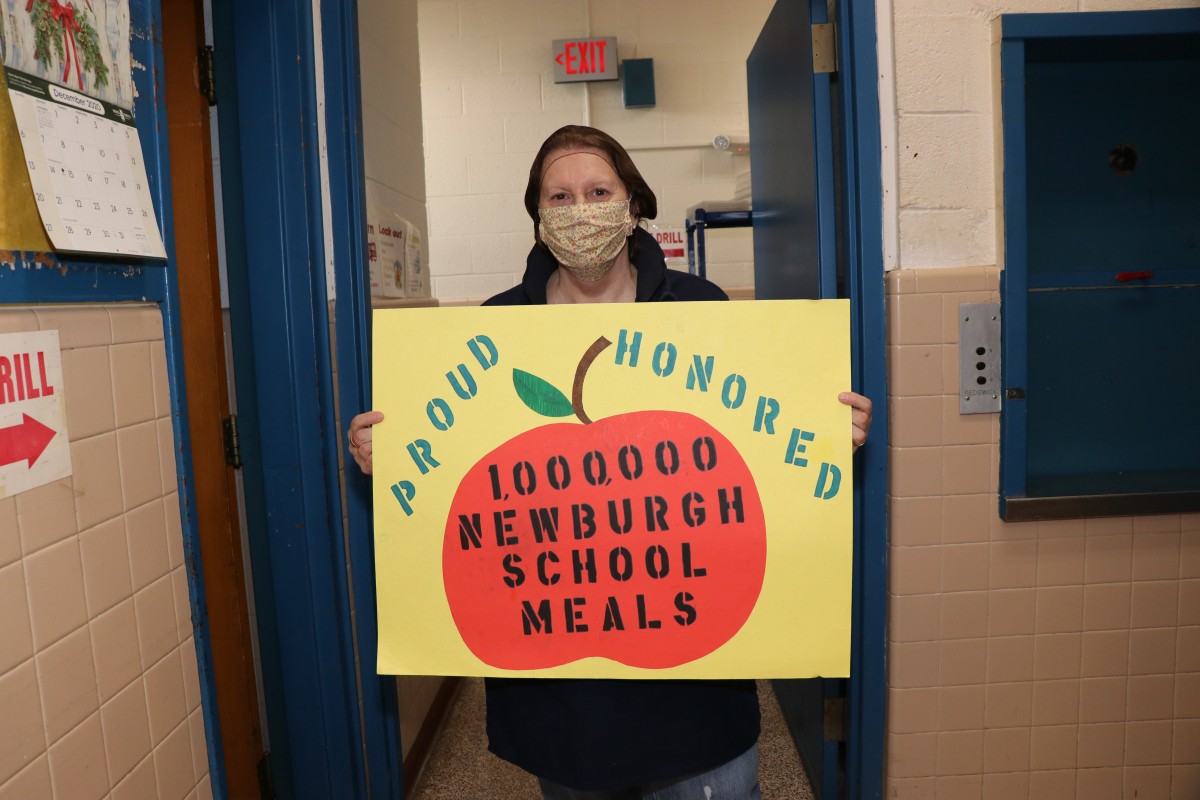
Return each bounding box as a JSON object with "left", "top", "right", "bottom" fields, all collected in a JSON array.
[{"left": 410, "top": 680, "right": 815, "bottom": 799}]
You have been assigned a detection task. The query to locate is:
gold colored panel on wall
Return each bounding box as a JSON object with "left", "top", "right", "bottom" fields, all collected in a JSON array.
[{"left": 0, "top": 68, "right": 52, "bottom": 253}]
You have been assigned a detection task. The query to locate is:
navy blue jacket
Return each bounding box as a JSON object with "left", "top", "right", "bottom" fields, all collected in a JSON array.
[{"left": 480, "top": 229, "right": 760, "bottom": 791}]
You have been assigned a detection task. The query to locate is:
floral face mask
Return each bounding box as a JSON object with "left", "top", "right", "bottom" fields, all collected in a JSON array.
[{"left": 537, "top": 199, "right": 634, "bottom": 282}]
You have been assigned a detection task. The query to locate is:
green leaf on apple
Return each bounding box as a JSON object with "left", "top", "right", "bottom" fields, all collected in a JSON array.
[{"left": 512, "top": 369, "right": 574, "bottom": 418}]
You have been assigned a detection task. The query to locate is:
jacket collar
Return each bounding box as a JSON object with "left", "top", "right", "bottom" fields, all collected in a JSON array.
[{"left": 520, "top": 227, "right": 669, "bottom": 304}]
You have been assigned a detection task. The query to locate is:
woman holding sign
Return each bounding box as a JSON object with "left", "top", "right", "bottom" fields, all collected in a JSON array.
[{"left": 349, "top": 125, "right": 871, "bottom": 799}]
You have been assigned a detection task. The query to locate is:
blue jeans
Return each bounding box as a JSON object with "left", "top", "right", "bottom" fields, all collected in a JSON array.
[{"left": 538, "top": 744, "right": 761, "bottom": 800}]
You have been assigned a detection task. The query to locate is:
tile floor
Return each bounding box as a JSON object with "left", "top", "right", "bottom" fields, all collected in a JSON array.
[{"left": 410, "top": 679, "right": 814, "bottom": 799}]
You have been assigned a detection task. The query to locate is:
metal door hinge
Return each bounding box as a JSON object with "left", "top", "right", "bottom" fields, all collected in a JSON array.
[
  {"left": 223, "top": 414, "right": 242, "bottom": 468},
  {"left": 812, "top": 24, "right": 837, "bottom": 74},
  {"left": 824, "top": 697, "right": 846, "bottom": 741},
  {"left": 198, "top": 45, "right": 217, "bottom": 106}
]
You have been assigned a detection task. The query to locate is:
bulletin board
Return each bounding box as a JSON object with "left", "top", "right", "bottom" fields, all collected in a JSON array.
[{"left": 372, "top": 300, "right": 853, "bottom": 679}]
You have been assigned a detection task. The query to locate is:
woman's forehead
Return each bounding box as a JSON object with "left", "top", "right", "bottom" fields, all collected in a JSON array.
[{"left": 541, "top": 148, "right": 619, "bottom": 184}]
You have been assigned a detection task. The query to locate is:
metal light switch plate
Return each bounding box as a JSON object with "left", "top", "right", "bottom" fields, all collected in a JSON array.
[{"left": 958, "top": 302, "right": 1001, "bottom": 414}]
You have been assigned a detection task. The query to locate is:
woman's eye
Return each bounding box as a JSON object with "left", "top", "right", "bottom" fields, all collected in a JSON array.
[{"left": 592, "top": 188, "right": 609, "bottom": 197}]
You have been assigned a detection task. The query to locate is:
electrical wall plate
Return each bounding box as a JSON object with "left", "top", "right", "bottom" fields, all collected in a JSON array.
[{"left": 959, "top": 302, "right": 1001, "bottom": 414}]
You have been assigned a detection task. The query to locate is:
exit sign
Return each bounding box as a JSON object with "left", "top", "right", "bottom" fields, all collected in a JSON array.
[{"left": 552, "top": 37, "right": 618, "bottom": 83}]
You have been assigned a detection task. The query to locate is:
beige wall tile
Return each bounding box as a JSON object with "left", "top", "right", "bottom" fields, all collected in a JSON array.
[
  {"left": 1080, "top": 630, "right": 1130, "bottom": 678},
  {"left": 1182, "top": 534, "right": 1200, "bottom": 580},
  {"left": 942, "top": 544, "right": 989, "bottom": 593},
  {"left": 888, "top": 269, "right": 917, "bottom": 296},
  {"left": 1078, "top": 676, "right": 1127, "bottom": 724},
  {"left": 134, "top": 576, "right": 178, "bottom": 672},
  {"left": 0, "top": 308, "right": 40, "bottom": 334},
  {"left": 891, "top": 545, "right": 942, "bottom": 596},
  {"left": 1178, "top": 626, "right": 1200, "bottom": 673},
  {"left": 942, "top": 445, "right": 992, "bottom": 495},
  {"left": 890, "top": 687, "right": 940, "bottom": 733},
  {"left": 886, "top": 776, "right": 936, "bottom": 798},
  {"left": 890, "top": 395, "right": 943, "bottom": 447},
  {"left": 1031, "top": 679, "right": 1080, "bottom": 726},
  {"left": 117, "top": 422, "right": 163, "bottom": 512},
  {"left": 36, "top": 625, "right": 99, "bottom": 745},
  {"left": 915, "top": 268, "right": 994, "bottom": 294},
  {"left": 988, "top": 540, "right": 1037, "bottom": 590},
  {"left": 110, "top": 343, "right": 156, "bottom": 429},
  {"left": 988, "top": 588, "right": 1035, "bottom": 638},
  {"left": 939, "top": 638, "right": 987, "bottom": 686},
  {"left": 126, "top": 500, "right": 169, "bottom": 592},
  {"left": 1174, "top": 672, "right": 1200, "bottom": 718},
  {"left": 891, "top": 640, "right": 941, "bottom": 689},
  {"left": 1133, "top": 515, "right": 1181, "bottom": 535},
  {"left": 1129, "top": 627, "right": 1176, "bottom": 675},
  {"left": 172, "top": 568, "right": 192, "bottom": 638},
  {"left": 32, "top": 308, "right": 112, "bottom": 350},
  {"left": 195, "top": 772, "right": 213, "bottom": 800},
  {"left": 72, "top": 434, "right": 124, "bottom": 532},
  {"left": 892, "top": 293, "right": 946, "bottom": 346},
  {"left": 1085, "top": 517, "right": 1133, "bottom": 537},
  {"left": 941, "top": 591, "right": 988, "bottom": 639},
  {"left": 1034, "top": 586, "right": 1083, "bottom": 634},
  {"left": 1133, "top": 532, "right": 1182, "bottom": 581},
  {"left": 935, "top": 729, "right": 983, "bottom": 776},
  {"left": 891, "top": 496, "right": 942, "bottom": 546},
  {"left": 942, "top": 494, "right": 990, "bottom": 544},
  {"left": 110, "top": 755, "right": 156, "bottom": 800},
  {"left": 188, "top": 708, "right": 209, "bottom": 781},
  {"left": 1174, "top": 718, "right": 1200, "bottom": 764},
  {"left": 887, "top": 732, "right": 937, "bottom": 779},
  {"left": 0, "top": 755, "right": 52, "bottom": 799},
  {"left": 1131, "top": 581, "right": 1179, "bottom": 629},
  {"left": 981, "top": 771, "right": 1027, "bottom": 800},
  {"left": 1074, "top": 766, "right": 1122, "bottom": 800},
  {"left": 982, "top": 726, "right": 1029, "bottom": 773},
  {"left": 149, "top": 340, "right": 170, "bottom": 420},
  {"left": 157, "top": 417, "right": 177, "bottom": 496},
  {"left": 986, "top": 635, "right": 1034, "bottom": 683},
  {"left": 15, "top": 478, "right": 76, "bottom": 556},
  {"left": 47, "top": 711, "right": 109, "bottom": 800},
  {"left": 153, "top": 720, "right": 196, "bottom": 800},
  {"left": 91, "top": 599, "right": 141, "bottom": 703},
  {"left": 1029, "top": 725, "right": 1078, "bottom": 771},
  {"left": 941, "top": 397, "right": 994, "bottom": 447},
  {"left": 892, "top": 345, "right": 944, "bottom": 397},
  {"left": 25, "top": 537, "right": 87, "bottom": 650},
  {"left": 1035, "top": 519, "right": 1085, "bottom": 540},
  {"left": 0, "top": 497, "right": 19, "bottom": 567},
  {"left": 891, "top": 594, "right": 942, "bottom": 642},
  {"left": 1125, "top": 719, "right": 1173, "bottom": 766},
  {"left": 1083, "top": 584, "right": 1131, "bottom": 631},
  {"left": 1077, "top": 722, "right": 1125, "bottom": 769},
  {"left": 890, "top": 446, "right": 944, "bottom": 498},
  {"left": 1033, "top": 633, "right": 1081, "bottom": 681},
  {"left": 99, "top": 677, "right": 151, "bottom": 786},
  {"left": 983, "top": 681, "right": 1031, "bottom": 729},
  {"left": 1084, "top": 534, "right": 1133, "bottom": 584},
  {"left": 0, "top": 661, "right": 46, "bottom": 785},
  {"left": 1124, "top": 766, "right": 1171, "bottom": 798},
  {"left": 109, "top": 305, "right": 162, "bottom": 346},
  {"left": 934, "top": 774, "right": 982, "bottom": 797},
  {"left": 145, "top": 649, "right": 187, "bottom": 746},
  {"left": 1127, "top": 674, "right": 1175, "bottom": 721},
  {"left": 1036, "top": 537, "right": 1085, "bottom": 587},
  {"left": 1027, "top": 772, "right": 1075, "bottom": 800},
  {"left": 1181, "top": 579, "right": 1200, "bottom": 627},
  {"left": 1175, "top": 765, "right": 1200, "bottom": 800},
  {"left": 79, "top": 517, "right": 132, "bottom": 617},
  {"left": 180, "top": 637, "right": 201, "bottom": 713},
  {"left": 936, "top": 684, "right": 984, "bottom": 731},
  {"left": 0, "top": 562, "right": 34, "bottom": 674},
  {"left": 61, "top": 347, "right": 116, "bottom": 440}
]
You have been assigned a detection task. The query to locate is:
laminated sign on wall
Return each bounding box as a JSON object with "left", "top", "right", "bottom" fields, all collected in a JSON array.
[
  {"left": 366, "top": 201, "right": 430, "bottom": 299},
  {"left": 1, "top": 0, "right": 166, "bottom": 258},
  {"left": 0, "top": 330, "right": 70, "bottom": 498},
  {"left": 372, "top": 301, "right": 852, "bottom": 679}
]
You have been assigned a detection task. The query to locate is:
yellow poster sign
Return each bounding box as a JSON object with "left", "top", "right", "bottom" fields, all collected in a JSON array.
[{"left": 373, "top": 300, "right": 852, "bottom": 679}]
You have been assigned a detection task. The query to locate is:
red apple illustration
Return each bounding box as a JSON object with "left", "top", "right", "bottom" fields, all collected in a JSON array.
[{"left": 442, "top": 336, "right": 767, "bottom": 670}]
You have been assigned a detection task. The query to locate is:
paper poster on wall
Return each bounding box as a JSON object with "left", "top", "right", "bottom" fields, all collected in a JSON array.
[
  {"left": 366, "top": 202, "right": 406, "bottom": 298},
  {"left": 1, "top": 0, "right": 166, "bottom": 258},
  {"left": 648, "top": 224, "right": 687, "bottom": 269},
  {"left": 0, "top": 330, "right": 70, "bottom": 498},
  {"left": 372, "top": 301, "right": 852, "bottom": 679}
]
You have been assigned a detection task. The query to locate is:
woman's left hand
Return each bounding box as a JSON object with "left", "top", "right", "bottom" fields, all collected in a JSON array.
[{"left": 839, "top": 392, "right": 872, "bottom": 452}]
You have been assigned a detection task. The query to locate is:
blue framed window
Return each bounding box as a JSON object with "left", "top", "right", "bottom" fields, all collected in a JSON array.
[{"left": 998, "top": 9, "right": 1200, "bottom": 521}]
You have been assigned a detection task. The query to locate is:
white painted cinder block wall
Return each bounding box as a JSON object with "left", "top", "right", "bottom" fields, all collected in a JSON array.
[
  {"left": 359, "top": 0, "right": 430, "bottom": 271},
  {"left": 417, "top": 0, "right": 775, "bottom": 303},
  {"left": 885, "top": 0, "right": 1200, "bottom": 270}
]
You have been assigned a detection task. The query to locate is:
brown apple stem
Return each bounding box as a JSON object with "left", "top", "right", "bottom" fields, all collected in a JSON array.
[{"left": 572, "top": 336, "right": 612, "bottom": 424}]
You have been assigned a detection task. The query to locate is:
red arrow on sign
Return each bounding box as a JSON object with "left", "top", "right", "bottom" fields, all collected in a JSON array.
[{"left": 0, "top": 414, "right": 57, "bottom": 469}]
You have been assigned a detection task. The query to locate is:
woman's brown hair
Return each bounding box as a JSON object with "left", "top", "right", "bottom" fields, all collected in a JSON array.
[{"left": 524, "top": 125, "right": 658, "bottom": 254}]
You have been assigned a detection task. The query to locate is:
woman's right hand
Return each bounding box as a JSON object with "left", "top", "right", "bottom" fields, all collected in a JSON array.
[{"left": 347, "top": 410, "right": 383, "bottom": 475}]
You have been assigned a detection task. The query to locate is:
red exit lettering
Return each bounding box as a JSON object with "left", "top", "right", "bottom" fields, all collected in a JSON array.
[
  {"left": 0, "top": 352, "right": 55, "bottom": 405},
  {"left": 557, "top": 40, "right": 608, "bottom": 75}
]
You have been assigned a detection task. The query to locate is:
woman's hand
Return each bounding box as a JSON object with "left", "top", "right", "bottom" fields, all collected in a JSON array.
[
  {"left": 839, "top": 392, "right": 872, "bottom": 453},
  {"left": 347, "top": 410, "right": 383, "bottom": 475}
]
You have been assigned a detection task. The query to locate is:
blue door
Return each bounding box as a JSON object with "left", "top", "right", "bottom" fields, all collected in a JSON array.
[{"left": 747, "top": 1, "right": 887, "bottom": 798}]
